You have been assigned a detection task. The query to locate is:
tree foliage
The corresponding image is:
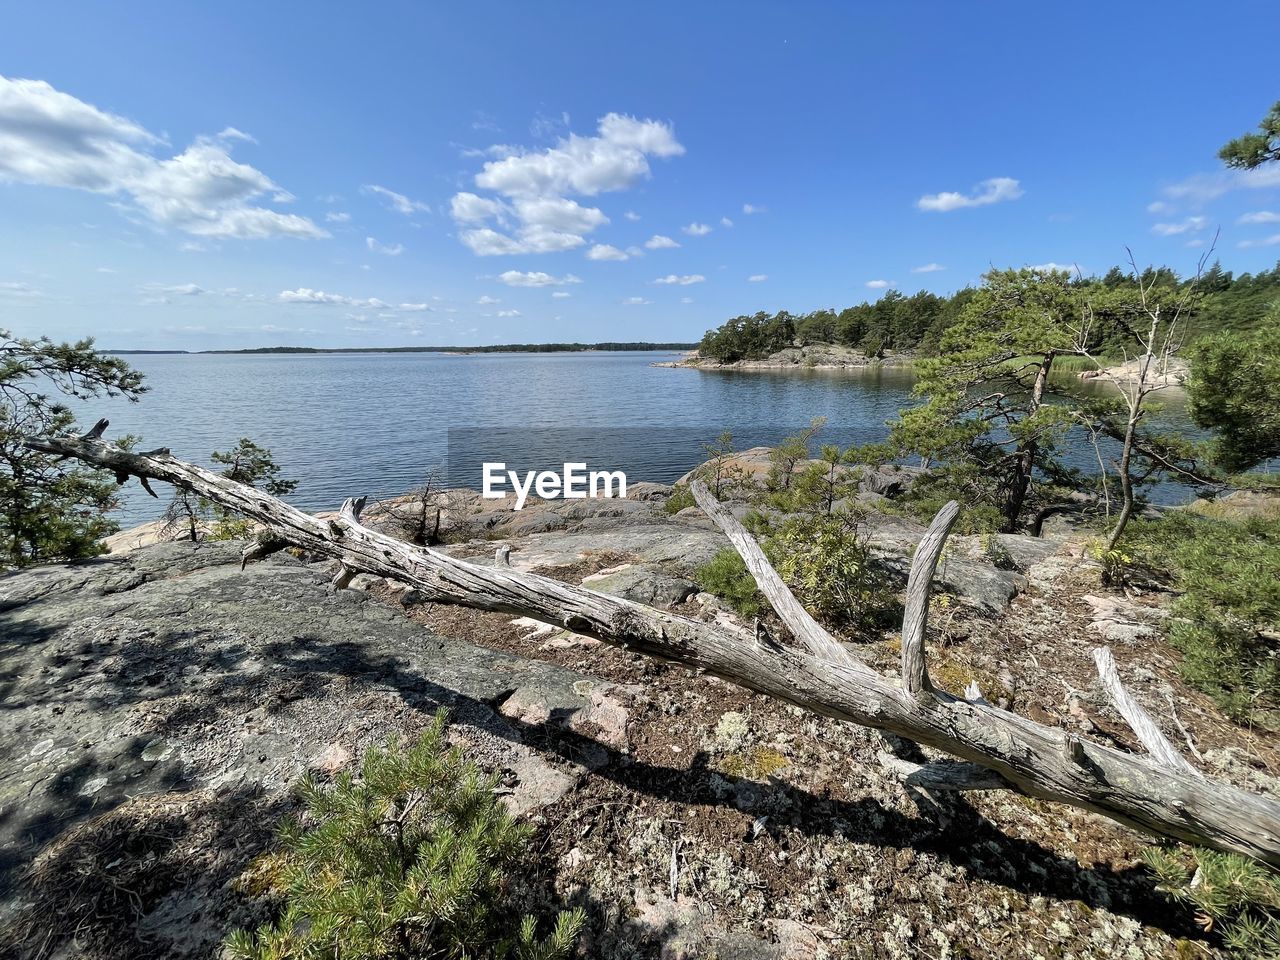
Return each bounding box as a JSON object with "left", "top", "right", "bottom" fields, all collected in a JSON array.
[
  {"left": 1220, "top": 100, "right": 1280, "bottom": 170},
  {"left": 1187, "top": 307, "right": 1280, "bottom": 474},
  {"left": 695, "top": 260, "right": 1280, "bottom": 364},
  {"left": 161, "top": 438, "right": 298, "bottom": 542},
  {"left": 226, "top": 710, "right": 585, "bottom": 960},
  {"left": 0, "top": 330, "right": 145, "bottom": 568}
]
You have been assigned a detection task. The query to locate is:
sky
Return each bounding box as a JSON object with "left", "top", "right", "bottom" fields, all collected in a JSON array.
[{"left": 2, "top": 1, "right": 1279, "bottom": 350}]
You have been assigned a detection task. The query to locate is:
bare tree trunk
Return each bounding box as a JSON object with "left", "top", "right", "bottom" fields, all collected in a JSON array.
[{"left": 25, "top": 423, "right": 1280, "bottom": 866}]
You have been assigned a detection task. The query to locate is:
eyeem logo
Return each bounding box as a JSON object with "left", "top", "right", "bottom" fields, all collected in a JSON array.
[{"left": 482, "top": 462, "right": 627, "bottom": 511}]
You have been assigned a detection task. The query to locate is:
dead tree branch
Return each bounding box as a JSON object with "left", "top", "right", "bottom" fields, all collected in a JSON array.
[{"left": 23, "top": 426, "right": 1280, "bottom": 865}]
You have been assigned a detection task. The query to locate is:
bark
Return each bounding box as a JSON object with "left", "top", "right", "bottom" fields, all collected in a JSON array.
[
  {"left": 1004, "top": 351, "right": 1055, "bottom": 533},
  {"left": 25, "top": 422, "right": 1280, "bottom": 866}
]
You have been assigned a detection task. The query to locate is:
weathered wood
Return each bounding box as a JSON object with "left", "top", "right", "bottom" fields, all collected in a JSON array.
[
  {"left": 24, "top": 426, "right": 1280, "bottom": 865},
  {"left": 900, "top": 500, "right": 960, "bottom": 696},
  {"left": 1094, "top": 647, "right": 1196, "bottom": 775},
  {"left": 689, "top": 481, "right": 858, "bottom": 669}
]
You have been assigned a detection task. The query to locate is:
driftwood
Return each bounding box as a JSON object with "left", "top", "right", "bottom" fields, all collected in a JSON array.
[{"left": 25, "top": 421, "right": 1280, "bottom": 865}]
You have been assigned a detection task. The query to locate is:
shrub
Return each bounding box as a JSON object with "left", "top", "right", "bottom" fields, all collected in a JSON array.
[
  {"left": 695, "top": 548, "right": 765, "bottom": 619},
  {"left": 1124, "top": 512, "right": 1280, "bottom": 723},
  {"left": 981, "top": 533, "right": 1017, "bottom": 571},
  {"left": 1144, "top": 845, "right": 1280, "bottom": 957},
  {"left": 225, "top": 711, "right": 584, "bottom": 960},
  {"left": 664, "top": 483, "right": 695, "bottom": 515},
  {"left": 768, "top": 512, "right": 888, "bottom": 629}
]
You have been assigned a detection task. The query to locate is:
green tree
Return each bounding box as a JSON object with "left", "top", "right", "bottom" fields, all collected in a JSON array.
[
  {"left": 1187, "top": 298, "right": 1280, "bottom": 475},
  {"left": 1220, "top": 100, "right": 1280, "bottom": 169},
  {"left": 161, "top": 438, "right": 297, "bottom": 541},
  {"left": 0, "top": 330, "right": 145, "bottom": 568},
  {"left": 227, "top": 711, "right": 584, "bottom": 960},
  {"left": 889, "top": 268, "right": 1082, "bottom": 532}
]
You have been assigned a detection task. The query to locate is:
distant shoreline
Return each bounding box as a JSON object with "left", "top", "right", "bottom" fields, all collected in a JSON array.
[{"left": 100, "top": 342, "right": 697, "bottom": 356}]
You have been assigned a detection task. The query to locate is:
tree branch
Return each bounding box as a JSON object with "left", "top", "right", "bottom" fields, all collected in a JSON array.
[{"left": 23, "top": 425, "right": 1280, "bottom": 866}]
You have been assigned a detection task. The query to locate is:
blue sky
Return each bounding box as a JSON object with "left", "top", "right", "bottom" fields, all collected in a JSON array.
[{"left": 2, "top": 1, "right": 1279, "bottom": 350}]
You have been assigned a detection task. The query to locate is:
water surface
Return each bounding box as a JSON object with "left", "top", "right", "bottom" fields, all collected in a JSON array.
[{"left": 78, "top": 351, "right": 1191, "bottom": 522}]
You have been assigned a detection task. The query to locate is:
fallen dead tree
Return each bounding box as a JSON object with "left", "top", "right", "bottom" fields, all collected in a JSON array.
[{"left": 26, "top": 420, "right": 1280, "bottom": 866}]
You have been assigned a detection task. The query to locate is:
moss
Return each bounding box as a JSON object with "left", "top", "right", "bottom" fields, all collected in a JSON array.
[
  {"left": 718, "top": 747, "right": 790, "bottom": 781},
  {"left": 931, "top": 657, "right": 999, "bottom": 699}
]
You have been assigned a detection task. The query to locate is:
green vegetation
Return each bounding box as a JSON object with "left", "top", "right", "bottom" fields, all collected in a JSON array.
[
  {"left": 695, "top": 260, "right": 1280, "bottom": 363},
  {"left": 161, "top": 438, "right": 297, "bottom": 542},
  {"left": 1124, "top": 511, "right": 1280, "bottom": 723},
  {"left": 770, "top": 512, "right": 883, "bottom": 629},
  {"left": 1, "top": 329, "right": 145, "bottom": 568},
  {"left": 695, "top": 548, "right": 766, "bottom": 619},
  {"left": 1187, "top": 307, "right": 1280, "bottom": 473},
  {"left": 1220, "top": 100, "right": 1280, "bottom": 170},
  {"left": 226, "top": 711, "right": 585, "bottom": 960},
  {"left": 1144, "top": 845, "right": 1280, "bottom": 957}
]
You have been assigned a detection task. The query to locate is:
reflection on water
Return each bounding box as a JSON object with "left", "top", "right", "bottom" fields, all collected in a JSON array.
[{"left": 76, "top": 351, "right": 1198, "bottom": 523}]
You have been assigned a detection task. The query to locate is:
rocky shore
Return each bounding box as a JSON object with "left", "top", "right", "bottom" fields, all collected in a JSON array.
[
  {"left": 2, "top": 471, "right": 1275, "bottom": 958},
  {"left": 654, "top": 343, "right": 912, "bottom": 371}
]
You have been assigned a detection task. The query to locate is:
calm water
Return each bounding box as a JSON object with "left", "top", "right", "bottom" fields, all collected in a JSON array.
[{"left": 78, "top": 351, "right": 1191, "bottom": 523}]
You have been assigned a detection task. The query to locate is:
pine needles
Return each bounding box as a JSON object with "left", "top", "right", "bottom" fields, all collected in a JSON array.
[{"left": 226, "top": 710, "right": 584, "bottom": 960}]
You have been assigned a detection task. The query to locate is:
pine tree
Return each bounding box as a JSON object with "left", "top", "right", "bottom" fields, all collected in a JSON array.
[
  {"left": 0, "top": 329, "right": 145, "bottom": 568},
  {"left": 226, "top": 710, "right": 585, "bottom": 960}
]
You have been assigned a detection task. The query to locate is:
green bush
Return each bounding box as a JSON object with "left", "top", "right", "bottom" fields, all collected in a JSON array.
[
  {"left": 1144, "top": 845, "right": 1280, "bottom": 957},
  {"left": 1124, "top": 512, "right": 1280, "bottom": 723},
  {"left": 769, "top": 513, "right": 888, "bottom": 629},
  {"left": 226, "top": 711, "right": 584, "bottom": 960},
  {"left": 664, "top": 483, "right": 695, "bottom": 515},
  {"left": 695, "top": 548, "right": 765, "bottom": 619}
]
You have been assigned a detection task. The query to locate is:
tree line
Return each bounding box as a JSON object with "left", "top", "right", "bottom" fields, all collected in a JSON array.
[{"left": 697, "top": 261, "right": 1280, "bottom": 363}]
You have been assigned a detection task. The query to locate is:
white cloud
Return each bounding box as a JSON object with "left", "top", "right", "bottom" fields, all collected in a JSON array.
[
  {"left": 152, "top": 282, "right": 203, "bottom": 296},
  {"left": 917, "top": 177, "right": 1023, "bottom": 212},
  {"left": 476, "top": 295, "right": 502, "bottom": 305},
  {"left": 1157, "top": 165, "right": 1280, "bottom": 206},
  {"left": 325, "top": 211, "right": 350, "bottom": 223},
  {"left": 1151, "top": 216, "right": 1207, "bottom": 236},
  {"left": 497, "top": 270, "right": 582, "bottom": 287},
  {"left": 551, "top": 291, "right": 571, "bottom": 298},
  {"left": 0, "top": 76, "right": 327, "bottom": 240},
  {"left": 496, "top": 309, "right": 522, "bottom": 317},
  {"left": 1147, "top": 201, "right": 1174, "bottom": 215},
  {"left": 654, "top": 274, "right": 705, "bottom": 285},
  {"left": 95, "top": 266, "right": 115, "bottom": 273},
  {"left": 720, "top": 216, "right": 734, "bottom": 227},
  {"left": 911, "top": 262, "right": 946, "bottom": 273},
  {"left": 680, "top": 296, "right": 694, "bottom": 304},
  {"left": 451, "top": 113, "right": 683, "bottom": 255},
  {"left": 1029, "top": 262, "right": 1080, "bottom": 274},
  {"left": 1239, "top": 233, "right": 1280, "bottom": 249},
  {"left": 624, "top": 210, "right": 641, "bottom": 221},
  {"left": 623, "top": 296, "right": 652, "bottom": 305},
  {"left": 279, "top": 288, "right": 348, "bottom": 304},
  {"left": 644, "top": 234, "right": 680, "bottom": 249},
  {"left": 277, "top": 287, "right": 388, "bottom": 307},
  {"left": 865, "top": 279, "right": 892, "bottom": 289},
  {"left": 747, "top": 274, "right": 767, "bottom": 283},
  {"left": 586, "top": 243, "right": 629, "bottom": 261},
  {"left": 682, "top": 222, "right": 712, "bottom": 236},
  {"left": 361, "top": 184, "right": 430, "bottom": 215},
  {"left": 399, "top": 303, "right": 431, "bottom": 311},
  {"left": 0, "top": 280, "right": 44, "bottom": 299},
  {"left": 450, "top": 191, "right": 507, "bottom": 223},
  {"left": 1239, "top": 210, "right": 1280, "bottom": 225},
  {"left": 366, "top": 236, "right": 404, "bottom": 256},
  {"left": 742, "top": 203, "right": 765, "bottom": 214}
]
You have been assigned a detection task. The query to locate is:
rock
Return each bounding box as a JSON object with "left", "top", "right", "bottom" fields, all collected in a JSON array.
[
  {"left": 0, "top": 541, "right": 612, "bottom": 955},
  {"left": 582, "top": 564, "right": 698, "bottom": 607},
  {"left": 859, "top": 464, "right": 925, "bottom": 499}
]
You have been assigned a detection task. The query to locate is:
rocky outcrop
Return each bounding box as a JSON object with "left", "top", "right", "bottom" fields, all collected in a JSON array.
[
  {"left": 655, "top": 343, "right": 912, "bottom": 371},
  {"left": 0, "top": 542, "right": 620, "bottom": 957}
]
